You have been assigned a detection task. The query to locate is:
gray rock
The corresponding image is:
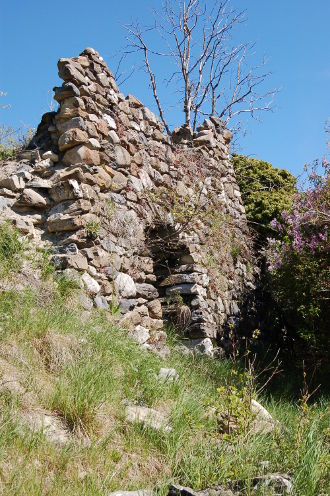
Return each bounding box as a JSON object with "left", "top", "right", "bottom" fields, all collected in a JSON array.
[
  {"left": 20, "top": 410, "right": 71, "bottom": 446},
  {"left": 56, "top": 116, "right": 87, "bottom": 134},
  {"left": 0, "top": 175, "right": 25, "bottom": 192},
  {"left": 58, "top": 59, "right": 86, "bottom": 85},
  {"left": 135, "top": 283, "right": 159, "bottom": 300},
  {"left": 56, "top": 243, "right": 79, "bottom": 255},
  {"left": 33, "top": 158, "right": 52, "bottom": 174},
  {"left": 119, "top": 299, "right": 137, "bottom": 313},
  {"left": 165, "top": 284, "right": 206, "bottom": 298},
  {"left": 108, "top": 130, "right": 120, "bottom": 144},
  {"left": 160, "top": 273, "right": 209, "bottom": 287},
  {"left": 41, "top": 150, "right": 59, "bottom": 162},
  {"left": 104, "top": 266, "right": 119, "bottom": 280},
  {"left": 94, "top": 295, "right": 109, "bottom": 310},
  {"left": 88, "top": 138, "right": 101, "bottom": 149},
  {"left": 47, "top": 214, "right": 84, "bottom": 233},
  {"left": 169, "top": 484, "right": 236, "bottom": 496},
  {"left": 53, "top": 82, "right": 80, "bottom": 102},
  {"left": 193, "top": 134, "right": 216, "bottom": 148},
  {"left": 193, "top": 338, "right": 214, "bottom": 356},
  {"left": 79, "top": 293, "right": 94, "bottom": 310},
  {"left": 103, "top": 114, "right": 117, "bottom": 129},
  {"left": 0, "top": 197, "right": 15, "bottom": 212},
  {"left": 111, "top": 171, "right": 128, "bottom": 192},
  {"left": 27, "top": 178, "right": 52, "bottom": 189},
  {"left": 252, "top": 473, "right": 292, "bottom": 494},
  {"left": 49, "top": 180, "right": 82, "bottom": 203}
]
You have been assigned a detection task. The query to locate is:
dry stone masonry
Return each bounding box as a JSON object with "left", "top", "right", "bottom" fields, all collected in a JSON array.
[{"left": 0, "top": 48, "right": 256, "bottom": 353}]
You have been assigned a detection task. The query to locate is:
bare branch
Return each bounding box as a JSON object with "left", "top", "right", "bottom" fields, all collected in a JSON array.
[{"left": 121, "top": 0, "right": 279, "bottom": 134}]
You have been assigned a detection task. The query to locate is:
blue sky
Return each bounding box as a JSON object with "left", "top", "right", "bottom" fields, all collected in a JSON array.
[{"left": 0, "top": 0, "right": 329, "bottom": 176}]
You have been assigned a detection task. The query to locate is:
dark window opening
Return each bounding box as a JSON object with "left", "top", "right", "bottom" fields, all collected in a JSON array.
[{"left": 146, "top": 224, "right": 193, "bottom": 335}]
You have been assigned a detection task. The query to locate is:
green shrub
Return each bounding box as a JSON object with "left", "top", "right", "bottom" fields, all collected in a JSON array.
[{"left": 233, "top": 154, "right": 296, "bottom": 241}]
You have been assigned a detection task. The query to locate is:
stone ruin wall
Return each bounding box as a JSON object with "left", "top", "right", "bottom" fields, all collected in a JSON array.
[{"left": 0, "top": 48, "right": 256, "bottom": 354}]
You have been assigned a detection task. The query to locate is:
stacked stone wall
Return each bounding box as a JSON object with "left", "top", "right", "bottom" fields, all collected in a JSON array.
[{"left": 0, "top": 48, "right": 256, "bottom": 354}]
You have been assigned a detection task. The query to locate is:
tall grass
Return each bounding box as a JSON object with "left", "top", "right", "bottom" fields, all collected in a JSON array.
[{"left": 0, "top": 228, "right": 329, "bottom": 494}]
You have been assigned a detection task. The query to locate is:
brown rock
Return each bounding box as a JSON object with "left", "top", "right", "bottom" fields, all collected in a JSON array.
[
  {"left": 62, "top": 145, "right": 100, "bottom": 166},
  {"left": 147, "top": 299, "right": 163, "bottom": 319},
  {"left": 84, "top": 167, "right": 113, "bottom": 190},
  {"left": 114, "top": 145, "right": 131, "bottom": 167},
  {"left": 66, "top": 254, "right": 88, "bottom": 271},
  {"left": 111, "top": 171, "right": 128, "bottom": 192},
  {"left": 58, "top": 128, "right": 89, "bottom": 151},
  {"left": 16, "top": 188, "right": 48, "bottom": 208},
  {"left": 97, "top": 119, "right": 109, "bottom": 136},
  {"left": 47, "top": 215, "right": 84, "bottom": 233},
  {"left": 58, "top": 59, "right": 86, "bottom": 85},
  {"left": 56, "top": 106, "right": 87, "bottom": 121}
]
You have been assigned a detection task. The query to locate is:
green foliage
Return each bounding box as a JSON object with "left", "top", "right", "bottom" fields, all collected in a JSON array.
[
  {"left": 36, "top": 247, "right": 56, "bottom": 279},
  {"left": 266, "top": 162, "right": 329, "bottom": 358},
  {"left": 233, "top": 154, "right": 296, "bottom": 240},
  {"left": 268, "top": 252, "right": 329, "bottom": 352},
  {"left": 85, "top": 219, "right": 101, "bottom": 239},
  {"left": 0, "top": 282, "right": 328, "bottom": 494},
  {"left": 0, "top": 221, "right": 24, "bottom": 275}
]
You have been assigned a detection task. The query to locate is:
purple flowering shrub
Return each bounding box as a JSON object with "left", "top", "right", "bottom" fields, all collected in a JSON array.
[{"left": 266, "top": 158, "right": 329, "bottom": 352}]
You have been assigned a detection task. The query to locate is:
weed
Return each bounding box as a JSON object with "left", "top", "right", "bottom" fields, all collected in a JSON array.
[
  {"left": 36, "top": 246, "right": 56, "bottom": 279},
  {"left": 85, "top": 219, "right": 101, "bottom": 239}
]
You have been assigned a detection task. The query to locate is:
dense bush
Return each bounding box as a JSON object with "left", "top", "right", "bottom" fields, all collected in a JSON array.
[
  {"left": 265, "top": 159, "right": 329, "bottom": 356},
  {"left": 233, "top": 154, "right": 296, "bottom": 241}
]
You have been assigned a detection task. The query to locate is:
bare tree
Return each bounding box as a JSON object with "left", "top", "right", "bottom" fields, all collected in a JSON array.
[{"left": 123, "top": 0, "right": 278, "bottom": 133}]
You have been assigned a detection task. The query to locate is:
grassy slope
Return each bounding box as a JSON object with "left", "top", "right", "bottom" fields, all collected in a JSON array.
[{"left": 0, "top": 225, "right": 329, "bottom": 495}]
